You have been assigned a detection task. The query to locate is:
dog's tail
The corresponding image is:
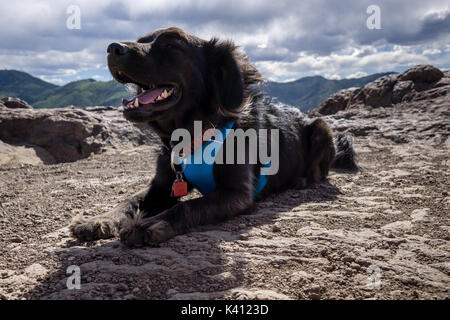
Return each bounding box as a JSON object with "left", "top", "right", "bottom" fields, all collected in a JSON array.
[{"left": 331, "top": 133, "right": 358, "bottom": 172}]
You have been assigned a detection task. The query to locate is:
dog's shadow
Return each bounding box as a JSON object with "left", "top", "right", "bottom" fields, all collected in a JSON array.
[{"left": 27, "top": 180, "right": 340, "bottom": 300}]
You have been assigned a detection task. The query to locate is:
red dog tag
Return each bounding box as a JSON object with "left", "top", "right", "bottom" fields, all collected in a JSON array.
[{"left": 172, "top": 180, "right": 188, "bottom": 197}]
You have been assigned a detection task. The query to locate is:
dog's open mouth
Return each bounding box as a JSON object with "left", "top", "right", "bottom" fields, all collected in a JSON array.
[
  {"left": 122, "top": 85, "right": 180, "bottom": 113},
  {"left": 114, "top": 71, "right": 181, "bottom": 113}
]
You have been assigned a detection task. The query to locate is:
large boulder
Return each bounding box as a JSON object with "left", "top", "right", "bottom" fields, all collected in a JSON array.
[
  {"left": 360, "top": 74, "right": 398, "bottom": 108},
  {"left": 0, "top": 106, "right": 158, "bottom": 164},
  {"left": 1, "top": 97, "right": 33, "bottom": 109},
  {"left": 310, "top": 88, "right": 360, "bottom": 116},
  {"left": 398, "top": 65, "right": 444, "bottom": 83},
  {"left": 392, "top": 80, "right": 414, "bottom": 104}
]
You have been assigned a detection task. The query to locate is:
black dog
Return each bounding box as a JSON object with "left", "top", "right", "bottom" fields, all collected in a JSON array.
[{"left": 70, "top": 27, "right": 357, "bottom": 247}]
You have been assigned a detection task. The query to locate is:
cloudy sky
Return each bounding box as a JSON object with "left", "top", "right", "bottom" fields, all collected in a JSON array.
[{"left": 1, "top": 0, "right": 449, "bottom": 84}]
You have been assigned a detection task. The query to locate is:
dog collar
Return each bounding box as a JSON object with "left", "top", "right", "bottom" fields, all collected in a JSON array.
[{"left": 171, "top": 121, "right": 268, "bottom": 197}]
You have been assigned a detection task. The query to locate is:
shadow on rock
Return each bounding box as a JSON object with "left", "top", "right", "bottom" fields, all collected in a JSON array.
[{"left": 25, "top": 181, "right": 340, "bottom": 300}]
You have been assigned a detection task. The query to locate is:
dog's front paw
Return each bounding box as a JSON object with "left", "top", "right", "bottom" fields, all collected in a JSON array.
[
  {"left": 119, "top": 218, "right": 175, "bottom": 247},
  {"left": 70, "top": 215, "right": 119, "bottom": 241}
]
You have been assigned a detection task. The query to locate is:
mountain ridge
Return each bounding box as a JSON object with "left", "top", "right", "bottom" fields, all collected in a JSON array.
[
  {"left": 0, "top": 70, "right": 58, "bottom": 104},
  {"left": 0, "top": 69, "right": 392, "bottom": 111},
  {"left": 263, "top": 72, "right": 393, "bottom": 111}
]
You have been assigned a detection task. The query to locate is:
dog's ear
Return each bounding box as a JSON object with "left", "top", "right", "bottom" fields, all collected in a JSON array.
[{"left": 206, "top": 39, "right": 244, "bottom": 114}]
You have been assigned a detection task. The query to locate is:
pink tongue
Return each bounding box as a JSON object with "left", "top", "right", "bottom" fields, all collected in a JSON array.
[
  {"left": 122, "top": 87, "right": 166, "bottom": 106},
  {"left": 138, "top": 88, "right": 165, "bottom": 104}
]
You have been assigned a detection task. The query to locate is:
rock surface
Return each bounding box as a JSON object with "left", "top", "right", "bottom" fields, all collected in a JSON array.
[
  {"left": 311, "top": 65, "right": 448, "bottom": 116},
  {"left": 1, "top": 97, "right": 33, "bottom": 109},
  {"left": 0, "top": 106, "right": 158, "bottom": 164},
  {"left": 0, "top": 65, "right": 448, "bottom": 300}
]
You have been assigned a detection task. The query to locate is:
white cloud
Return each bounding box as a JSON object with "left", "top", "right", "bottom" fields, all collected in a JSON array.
[
  {"left": 0, "top": 0, "right": 449, "bottom": 83},
  {"left": 346, "top": 71, "right": 368, "bottom": 79},
  {"left": 423, "top": 48, "right": 442, "bottom": 55},
  {"left": 255, "top": 44, "right": 436, "bottom": 80},
  {"left": 39, "top": 76, "right": 66, "bottom": 85},
  {"left": 0, "top": 48, "right": 104, "bottom": 77},
  {"left": 328, "top": 74, "right": 341, "bottom": 80}
]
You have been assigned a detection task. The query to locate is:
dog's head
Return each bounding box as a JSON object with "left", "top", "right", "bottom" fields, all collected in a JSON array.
[{"left": 107, "top": 27, "right": 262, "bottom": 130}]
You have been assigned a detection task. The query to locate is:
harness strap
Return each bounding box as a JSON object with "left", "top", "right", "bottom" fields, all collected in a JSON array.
[{"left": 173, "top": 122, "right": 268, "bottom": 197}]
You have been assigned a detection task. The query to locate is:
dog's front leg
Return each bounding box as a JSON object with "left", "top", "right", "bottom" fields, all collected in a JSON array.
[
  {"left": 69, "top": 188, "right": 148, "bottom": 241},
  {"left": 120, "top": 186, "right": 253, "bottom": 247},
  {"left": 70, "top": 148, "right": 177, "bottom": 242},
  {"left": 120, "top": 164, "right": 256, "bottom": 247}
]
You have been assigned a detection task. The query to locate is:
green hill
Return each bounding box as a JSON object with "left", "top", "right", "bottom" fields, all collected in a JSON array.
[
  {"left": 32, "top": 79, "right": 130, "bottom": 109},
  {"left": 263, "top": 73, "right": 392, "bottom": 112},
  {"left": 0, "top": 70, "right": 57, "bottom": 104},
  {"left": 0, "top": 70, "right": 130, "bottom": 108},
  {"left": 0, "top": 70, "right": 391, "bottom": 110}
]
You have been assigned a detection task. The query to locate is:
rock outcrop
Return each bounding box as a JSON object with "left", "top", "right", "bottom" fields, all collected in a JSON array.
[
  {"left": 0, "top": 106, "right": 158, "bottom": 164},
  {"left": 398, "top": 64, "right": 444, "bottom": 83},
  {"left": 1, "top": 97, "right": 33, "bottom": 109},
  {"left": 311, "top": 65, "right": 448, "bottom": 116},
  {"left": 309, "top": 65, "right": 449, "bottom": 148}
]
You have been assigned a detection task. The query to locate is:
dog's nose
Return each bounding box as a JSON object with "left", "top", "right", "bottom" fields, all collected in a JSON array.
[{"left": 107, "top": 42, "right": 129, "bottom": 56}]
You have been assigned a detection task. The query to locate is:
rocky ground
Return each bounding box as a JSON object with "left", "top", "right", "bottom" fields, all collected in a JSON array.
[{"left": 0, "top": 65, "right": 448, "bottom": 300}]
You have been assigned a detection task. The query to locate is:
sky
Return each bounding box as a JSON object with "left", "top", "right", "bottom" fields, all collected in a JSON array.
[{"left": 0, "top": 0, "right": 449, "bottom": 85}]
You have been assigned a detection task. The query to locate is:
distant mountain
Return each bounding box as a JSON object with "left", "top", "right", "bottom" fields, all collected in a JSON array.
[
  {"left": 0, "top": 70, "right": 57, "bottom": 104},
  {"left": 32, "top": 79, "right": 130, "bottom": 109},
  {"left": 263, "top": 73, "right": 393, "bottom": 112},
  {"left": 0, "top": 70, "right": 131, "bottom": 108},
  {"left": 0, "top": 70, "right": 391, "bottom": 110}
]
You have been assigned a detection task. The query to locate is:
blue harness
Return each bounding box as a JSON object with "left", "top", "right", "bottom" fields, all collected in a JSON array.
[{"left": 178, "top": 122, "right": 268, "bottom": 196}]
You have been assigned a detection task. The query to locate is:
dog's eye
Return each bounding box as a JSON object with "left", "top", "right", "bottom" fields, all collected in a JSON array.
[{"left": 165, "top": 44, "right": 174, "bottom": 49}]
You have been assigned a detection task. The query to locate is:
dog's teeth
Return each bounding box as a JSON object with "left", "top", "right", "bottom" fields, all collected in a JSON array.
[
  {"left": 134, "top": 98, "right": 139, "bottom": 107},
  {"left": 161, "top": 90, "right": 168, "bottom": 98}
]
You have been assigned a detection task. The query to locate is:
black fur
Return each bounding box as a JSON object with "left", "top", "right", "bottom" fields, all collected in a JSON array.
[
  {"left": 70, "top": 27, "right": 358, "bottom": 247},
  {"left": 332, "top": 133, "right": 358, "bottom": 171}
]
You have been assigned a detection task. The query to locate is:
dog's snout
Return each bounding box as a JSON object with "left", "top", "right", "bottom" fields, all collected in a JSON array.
[{"left": 107, "top": 42, "right": 129, "bottom": 56}]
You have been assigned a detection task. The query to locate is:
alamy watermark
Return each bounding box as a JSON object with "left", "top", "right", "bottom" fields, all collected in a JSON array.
[
  {"left": 66, "top": 5, "right": 81, "bottom": 30},
  {"left": 366, "top": 5, "right": 381, "bottom": 30},
  {"left": 171, "top": 121, "right": 280, "bottom": 175},
  {"left": 66, "top": 265, "right": 81, "bottom": 290},
  {"left": 366, "top": 264, "right": 381, "bottom": 290}
]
